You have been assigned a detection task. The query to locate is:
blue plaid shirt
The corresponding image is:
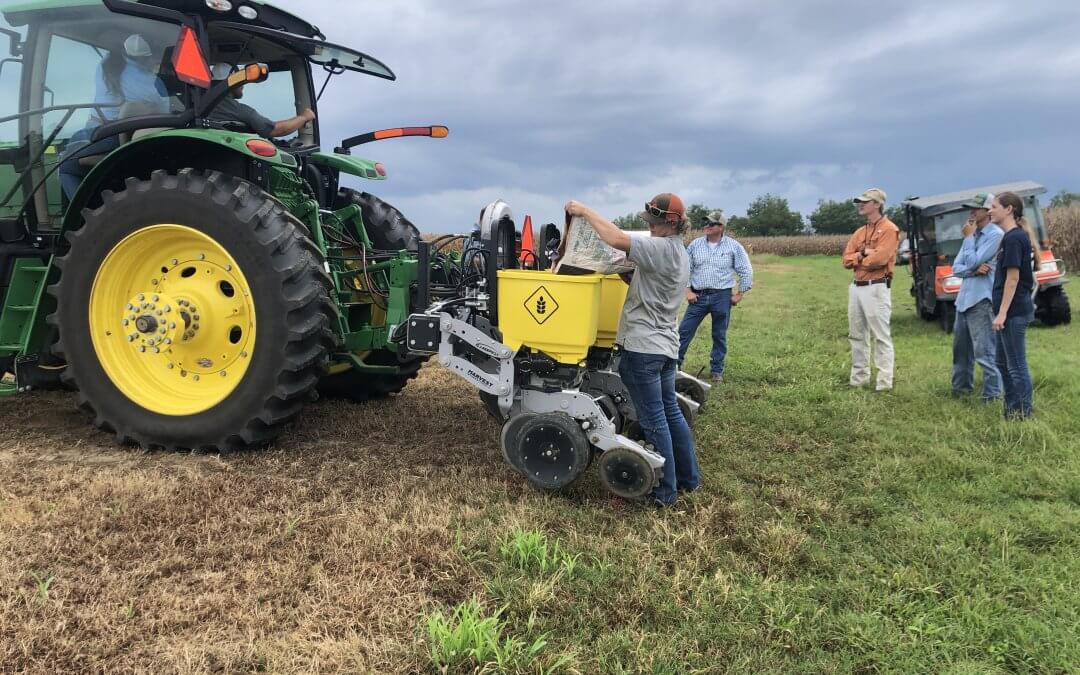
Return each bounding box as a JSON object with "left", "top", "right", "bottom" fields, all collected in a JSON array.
[{"left": 685, "top": 235, "right": 753, "bottom": 292}]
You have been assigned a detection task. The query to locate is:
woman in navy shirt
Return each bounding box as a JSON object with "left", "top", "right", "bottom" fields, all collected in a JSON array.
[{"left": 988, "top": 192, "right": 1039, "bottom": 419}]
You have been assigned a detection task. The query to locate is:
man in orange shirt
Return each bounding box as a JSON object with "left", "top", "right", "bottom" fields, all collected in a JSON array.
[{"left": 842, "top": 188, "right": 901, "bottom": 391}]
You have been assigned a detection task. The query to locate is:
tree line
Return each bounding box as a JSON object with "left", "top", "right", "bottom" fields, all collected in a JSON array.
[{"left": 613, "top": 188, "right": 1079, "bottom": 236}]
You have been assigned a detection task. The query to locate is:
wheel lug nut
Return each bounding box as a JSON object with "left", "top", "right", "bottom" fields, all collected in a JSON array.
[
  {"left": 169, "top": 322, "right": 177, "bottom": 329},
  {"left": 167, "top": 363, "right": 174, "bottom": 369},
  {"left": 193, "top": 315, "right": 200, "bottom": 321},
  {"left": 151, "top": 279, "right": 158, "bottom": 285},
  {"left": 126, "top": 303, "right": 134, "bottom": 311},
  {"left": 180, "top": 370, "right": 187, "bottom": 377},
  {"left": 193, "top": 324, "right": 200, "bottom": 330},
  {"left": 152, "top": 295, "right": 159, "bottom": 302},
  {"left": 171, "top": 259, "right": 178, "bottom": 266},
  {"left": 122, "top": 319, "right": 129, "bottom": 326},
  {"left": 137, "top": 294, "right": 144, "bottom": 301},
  {"left": 163, "top": 306, "right": 171, "bottom": 313},
  {"left": 220, "top": 371, "right": 227, "bottom": 377},
  {"left": 139, "top": 346, "right": 146, "bottom": 353},
  {"left": 225, "top": 264, "right": 232, "bottom": 271},
  {"left": 164, "top": 339, "right": 172, "bottom": 345},
  {"left": 153, "top": 347, "right": 160, "bottom": 354},
  {"left": 192, "top": 374, "right": 200, "bottom": 381},
  {"left": 128, "top": 335, "right": 136, "bottom": 342},
  {"left": 199, "top": 254, "right": 206, "bottom": 260}
]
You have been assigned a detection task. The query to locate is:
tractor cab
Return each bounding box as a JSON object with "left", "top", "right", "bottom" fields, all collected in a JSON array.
[
  {"left": 0, "top": 0, "right": 429, "bottom": 238},
  {"left": 904, "top": 181, "right": 1070, "bottom": 331}
]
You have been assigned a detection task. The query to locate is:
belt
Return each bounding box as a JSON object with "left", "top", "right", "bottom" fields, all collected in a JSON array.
[
  {"left": 853, "top": 278, "right": 890, "bottom": 287},
  {"left": 692, "top": 288, "right": 730, "bottom": 294}
]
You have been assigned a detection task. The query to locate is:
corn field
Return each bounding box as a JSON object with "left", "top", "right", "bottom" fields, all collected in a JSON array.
[
  {"left": 1047, "top": 205, "right": 1080, "bottom": 271},
  {"left": 732, "top": 235, "right": 848, "bottom": 256}
]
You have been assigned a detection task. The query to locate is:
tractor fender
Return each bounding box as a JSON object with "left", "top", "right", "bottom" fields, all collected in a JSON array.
[
  {"left": 307, "top": 152, "right": 387, "bottom": 181},
  {"left": 63, "top": 130, "right": 296, "bottom": 234}
]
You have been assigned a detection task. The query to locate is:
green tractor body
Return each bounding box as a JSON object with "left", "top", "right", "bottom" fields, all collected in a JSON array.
[{"left": 0, "top": 0, "right": 452, "bottom": 448}]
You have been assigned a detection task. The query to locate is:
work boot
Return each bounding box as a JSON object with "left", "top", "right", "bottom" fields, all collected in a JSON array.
[{"left": 711, "top": 373, "right": 724, "bottom": 383}]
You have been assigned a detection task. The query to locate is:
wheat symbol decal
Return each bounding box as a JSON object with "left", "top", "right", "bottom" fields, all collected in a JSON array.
[{"left": 536, "top": 296, "right": 547, "bottom": 314}]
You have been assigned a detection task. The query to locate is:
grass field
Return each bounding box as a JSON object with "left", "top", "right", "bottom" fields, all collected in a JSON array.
[{"left": 2, "top": 256, "right": 1077, "bottom": 673}]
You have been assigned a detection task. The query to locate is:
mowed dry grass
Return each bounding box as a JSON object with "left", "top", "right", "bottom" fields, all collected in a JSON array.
[{"left": 0, "top": 367, "right": 513, "bottom": 673}]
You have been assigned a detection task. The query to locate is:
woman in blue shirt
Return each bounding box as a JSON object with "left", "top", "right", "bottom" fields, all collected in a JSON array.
[
  {"left": 988, "top": 191, "right": 1039, "bottom": 419},
  {"left": 59, "top": 34, "right": 169, "bottom": 198}
]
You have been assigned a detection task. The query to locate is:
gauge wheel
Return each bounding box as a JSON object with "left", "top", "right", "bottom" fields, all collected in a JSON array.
[{"left": 501, "top": 412, "right": 591, "bottom": 490}]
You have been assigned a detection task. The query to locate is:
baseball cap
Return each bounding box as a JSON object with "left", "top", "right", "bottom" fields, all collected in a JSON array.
[
  {"left": 124, "top": 34, "right": 152, "bottom": 58},
  {"left": 853, "top": 188, "right": 887, "bottom": 205},
  {"left": 211, "top": 63, "right": 237, "bottom": 81},
  {"left": 641, "top": 193, "right": 686, "bottom": 226},
  {"left": 961, "top": 192, "right": 994, "bottom": 210},
  {"left": 703, "top": 209, "right": 727, "bottom": 226}
]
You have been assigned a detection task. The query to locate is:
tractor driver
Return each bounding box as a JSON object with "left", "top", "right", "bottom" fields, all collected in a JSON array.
[{"left": 207, "top": 63, "right": 316, "bottom": 139}]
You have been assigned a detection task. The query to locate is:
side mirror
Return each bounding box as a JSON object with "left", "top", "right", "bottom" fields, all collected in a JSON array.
[
  {"left": 226, "top": 63, "right": 270, "bottom": 88},
  {"left": 0, "top": 27, "right": 22, "bottom": 57}
]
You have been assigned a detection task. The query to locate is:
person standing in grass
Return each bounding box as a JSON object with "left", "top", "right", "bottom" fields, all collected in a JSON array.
[
  {"left": 950, "top": 193, "right": 1004, "bottom": 401},
  {"left": 677, "top": 210, "right": 754, "bottom": 382},
  {"left": 989, "top": 192, "right": 1039, "bottom": 419},
  {"left": 842, "top": 188, "right": 901, "bottom": 391},
  {"left": 565, "top": 194, "right": 701, "bottom": 506}
]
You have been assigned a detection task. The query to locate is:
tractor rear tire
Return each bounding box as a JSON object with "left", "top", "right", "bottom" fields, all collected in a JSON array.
[
  {"left": 49, "top": 170, "right": 336, "bottom": 450},
  {"left": 1035, "top": 286, "right": 1071, "bottom": 326},
  {"left": 318, "top": 350, "right": 424, "bottom": 402},
  {"left": 333, "top": 188, "right": 421, "bottom": 251}
]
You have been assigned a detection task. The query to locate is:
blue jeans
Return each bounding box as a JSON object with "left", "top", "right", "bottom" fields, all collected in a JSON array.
[
  {"left": 678, "top": 289, "right": 731, "bottom": 375},
  {"left": 952, "top": 299, "right": 1002, "bottom": 400},
  {"left": 59, "top": 127, "right": 119, "bottom": 199},
  {"left": 995, "top": 311, "right": 1034, "bottom": 419},
  {"left": 618, "top": 350, "right": 701, "bottom": 504}
]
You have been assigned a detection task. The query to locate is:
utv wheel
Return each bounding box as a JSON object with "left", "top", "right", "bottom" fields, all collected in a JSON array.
[
  {"left": 938, "top": 301, "right": 955, "bottom": 334},
  {"left": 1035, "top": 286, "right": 1071, "bottom": 326},
  {"left": 49, "top": 170, "right": 335, "bottom": 450}
]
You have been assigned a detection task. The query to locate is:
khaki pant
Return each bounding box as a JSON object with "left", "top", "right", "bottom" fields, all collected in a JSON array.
[{"left": 848, "top": 282, "right": 893, "bottom": 390}]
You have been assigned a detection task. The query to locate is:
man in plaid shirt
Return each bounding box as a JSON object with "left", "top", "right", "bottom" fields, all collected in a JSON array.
[{"left": 677, "top": 210, "right": 753, "bottom": 381}]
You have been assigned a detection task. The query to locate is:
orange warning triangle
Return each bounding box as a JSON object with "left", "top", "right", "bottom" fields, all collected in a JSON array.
[{"left": 519, "top": 215, "right": 535, "bottom": 267}]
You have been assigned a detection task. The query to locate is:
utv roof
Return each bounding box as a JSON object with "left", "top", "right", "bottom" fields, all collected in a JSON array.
[
  {"left": 905, "top": 181, "right": 1046, "bottom": 217},
  {"left": 3, "top": 0, "right": 324, "bottom": 39}
]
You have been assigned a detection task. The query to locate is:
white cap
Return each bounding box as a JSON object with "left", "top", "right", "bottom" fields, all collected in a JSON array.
[
  {"left": 124, "top": 34, "right": 152, "bottom": 58},
  {"left": 211, "top": 63, "right": 236, "bottom": 81}
]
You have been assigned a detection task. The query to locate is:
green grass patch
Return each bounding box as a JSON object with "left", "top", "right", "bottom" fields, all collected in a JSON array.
[{"left": 437, "top": 256, "right": 1080, "bottom": 673}]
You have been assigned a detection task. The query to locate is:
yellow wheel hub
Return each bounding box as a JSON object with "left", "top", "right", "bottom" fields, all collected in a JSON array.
[{"left": 89, "top": 224, "right": 257, "bottom": 416}]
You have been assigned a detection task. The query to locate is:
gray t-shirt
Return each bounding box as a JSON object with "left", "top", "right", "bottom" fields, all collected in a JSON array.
[
  {"left": 616, "top": 235, "right": 689, "bottom": 359},
  {"left": 207, "top": 96, "right": 275, "bottom": 138}
]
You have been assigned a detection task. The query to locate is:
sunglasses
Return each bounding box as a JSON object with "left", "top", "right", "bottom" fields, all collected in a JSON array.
[{"left": 644, "top": 202, "right": 679, "bottom": 219}]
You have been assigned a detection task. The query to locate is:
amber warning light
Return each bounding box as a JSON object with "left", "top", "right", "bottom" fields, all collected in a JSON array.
[{"left": 339, "top": 126, "right": 449, "bottom": 150}]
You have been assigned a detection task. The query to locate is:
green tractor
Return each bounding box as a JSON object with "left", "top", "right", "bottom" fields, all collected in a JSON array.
[{"left": 0, "top": 0, "right": 455, "bottom": 449}]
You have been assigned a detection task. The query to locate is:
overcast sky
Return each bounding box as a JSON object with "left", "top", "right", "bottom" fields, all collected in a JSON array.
[{"left": 288, "top": 0, "right": 1079, "bottom": 233}]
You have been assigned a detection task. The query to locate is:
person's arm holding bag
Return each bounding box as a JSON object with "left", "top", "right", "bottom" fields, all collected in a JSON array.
[{"left": 565, "top": 200, "right": 632, "bottom": 253}]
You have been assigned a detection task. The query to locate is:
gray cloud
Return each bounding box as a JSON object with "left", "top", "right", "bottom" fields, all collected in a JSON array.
[{"left": 288, "top": 0, "right": 1080, "bottom": 232}]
